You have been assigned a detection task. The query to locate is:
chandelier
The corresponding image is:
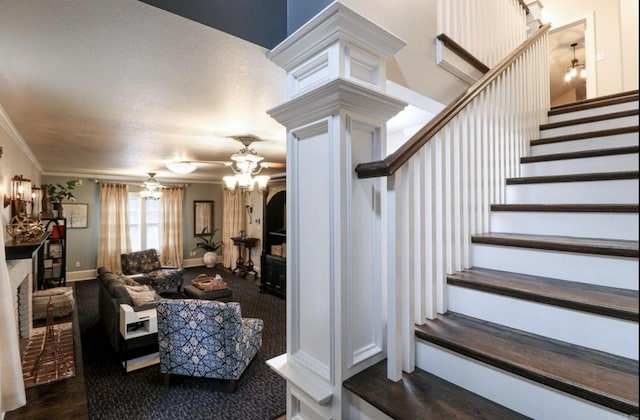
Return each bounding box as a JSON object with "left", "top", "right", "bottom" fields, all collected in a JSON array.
[
  {"left": 223, "top": 136, "right": 270, "bottom": 192},
  {"left": 140, "top": 172, "right": 163, "bottom": 200},
  {"left": 564, "top": 43, "right": 586, "bottom": 82}
]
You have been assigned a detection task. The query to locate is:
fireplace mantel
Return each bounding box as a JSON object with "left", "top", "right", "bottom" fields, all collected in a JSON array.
[{"left": 4, "top": 232, "right": 48, "bottom": 261}]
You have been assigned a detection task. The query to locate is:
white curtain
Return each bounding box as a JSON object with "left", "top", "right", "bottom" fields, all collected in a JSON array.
[
  {"left": 97, "top": 183, "right": 130, "bottom": 272},
  {"left": 0, "top": 219, "right": 26, "bottom": 416},
  {"left": 222, "top": 190, "right": 244, "bottom": 269},
  {"left": 159, "top": 187, "right": 183, "bottom": 267}
]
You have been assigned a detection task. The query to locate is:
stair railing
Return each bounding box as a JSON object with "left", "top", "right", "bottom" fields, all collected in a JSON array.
[
  {"left": 357, "top": 23, "right": 551, "bottom": 379},
  {"left": 437, "top": 0, "right": 529, "bottom": 67}
]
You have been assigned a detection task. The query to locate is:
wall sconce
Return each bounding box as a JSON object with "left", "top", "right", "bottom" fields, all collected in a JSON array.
[
  {"left": 3, "top": 175, "right": 32, "bottom": 217},
  {"left": 31, "top": 185, "right": 42, "bottom": 217}
]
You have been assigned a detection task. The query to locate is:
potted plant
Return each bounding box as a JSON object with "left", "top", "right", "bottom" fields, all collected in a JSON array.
[
  {"left": 47, "top": 179, "right": 83, "bottom": 218},
  {"left": 193, "top": 227, "right": 223, "bottom": 268}
]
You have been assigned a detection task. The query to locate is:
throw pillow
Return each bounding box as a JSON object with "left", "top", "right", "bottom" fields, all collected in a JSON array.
[
  {"left": 114, "top": 271, "right": 142, "bottom": 286},
  {"left": 124, "top": 285, "right": 157, "bottom": 306}
]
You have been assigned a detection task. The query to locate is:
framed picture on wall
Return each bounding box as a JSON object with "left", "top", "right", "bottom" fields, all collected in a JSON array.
[{"left": 65, "top": 203, "right": 88, "bottom": 228}]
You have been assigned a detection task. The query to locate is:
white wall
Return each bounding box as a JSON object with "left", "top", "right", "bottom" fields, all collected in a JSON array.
[
  {"left": 337, "top": 0, "right": 636, "bottom": 105},
  {"left": 620, "top": 0, "right": 639, "bottom": 91},
  {"left": 0, "top": 105, "right": 42, "bottom": 226},
  {"left": 339, "top": 0, "right": 469, "bottom": 105},
  {"left": 542, "top": 0, "right": 639, "bottom": 96}
]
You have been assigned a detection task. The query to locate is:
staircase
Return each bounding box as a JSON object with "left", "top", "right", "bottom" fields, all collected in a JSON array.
[{"left": 345, "top": 91, "right": 639, "bottom": 419}]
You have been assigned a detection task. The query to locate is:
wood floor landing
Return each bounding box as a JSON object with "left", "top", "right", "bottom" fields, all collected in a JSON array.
[
  {"left": 343, "top": 359, "right": 529, "bottom": 420},
  {"left": 415, "top": 313, "right": 639, "bottom": 415}
]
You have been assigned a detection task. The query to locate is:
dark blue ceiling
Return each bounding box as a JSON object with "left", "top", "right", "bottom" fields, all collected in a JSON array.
[{"left": 139, "top": 0, "right": 330, "bottom": 49}]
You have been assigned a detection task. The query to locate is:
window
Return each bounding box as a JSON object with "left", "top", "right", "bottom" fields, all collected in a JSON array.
[{"left": 128, "top": 193, "right": 160, "bottom": 251}]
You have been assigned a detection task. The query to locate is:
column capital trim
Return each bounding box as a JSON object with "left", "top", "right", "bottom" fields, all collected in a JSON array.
[
  {"left": 268, "top": 2, "right": 406, "bottom": 72},
  {"left": 267, "top": 78, "right": 406, "bottom": 129}
]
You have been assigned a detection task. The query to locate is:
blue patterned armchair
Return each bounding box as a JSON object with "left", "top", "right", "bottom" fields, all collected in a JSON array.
[
  {"left": 120, "top": 248, "right": 184, "bottom": 294},
  {"left": 156, "top": 298, "right": 263, "bottom": 391}
]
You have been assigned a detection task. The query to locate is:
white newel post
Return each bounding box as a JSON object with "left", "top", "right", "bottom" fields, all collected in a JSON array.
[{"left": 265, "top": 3, "right": 406, "bottom": 419}]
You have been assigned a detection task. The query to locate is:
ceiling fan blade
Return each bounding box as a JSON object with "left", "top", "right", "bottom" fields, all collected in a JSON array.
[
  {"left": 261, "top": 162, "right": 286, "bottom": 169},
  {"left": 190, "top": 160, "right": 232, "bottom": 166}
]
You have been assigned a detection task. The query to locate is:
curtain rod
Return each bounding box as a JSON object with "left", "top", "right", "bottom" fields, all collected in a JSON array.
[{"left": 93, "top": 179, "right": 189, "bottom": 188}]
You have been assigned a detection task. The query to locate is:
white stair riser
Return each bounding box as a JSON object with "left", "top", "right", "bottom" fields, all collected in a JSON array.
[
  {"left": 505, "top": 179, "right": 639, "bottom": 204},
  {"left": 540, "top": 116, "right": 639, "bottom": 138},
  {"left": 530, "top": 132, "right": 639, "bottom": 156},
  {"left": 490, "top": 211, "right": 639, "bottom": 240},
  {"left": 521, "top": 154, "right": 639, "bottom": 177},
  {"left": 415, "top": 341, "right": 630, "bottom": 420},
  {"left": 471, "top": 244, "right": 639, "bottom": 290},
  {"left": 548, "top": 101, "right": 639, "bottom": 123},
  {"left": 448, "top": 286, "right": 639, "bottom": 359}
]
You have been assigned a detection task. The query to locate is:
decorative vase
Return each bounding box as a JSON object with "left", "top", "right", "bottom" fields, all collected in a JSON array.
[
  {"left": 203, "top": 251, "right": 217, "bottom": 268},
  {"left": 57, "top": 203, "right": 64, "bottom": 218}
]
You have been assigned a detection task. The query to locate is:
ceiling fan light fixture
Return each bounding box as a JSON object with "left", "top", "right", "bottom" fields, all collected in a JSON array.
[
  {"left": 564, "top": 42, "right": 586, "bottom": 82},
  {"left": 222, "top": 135, "right": 271, "bottom": 194},
  {"left": 166, "top": 161, "right": 197, "bottom": 174},
  {"left": 140, "top": 172, "right": 163, "bottom": 200}
]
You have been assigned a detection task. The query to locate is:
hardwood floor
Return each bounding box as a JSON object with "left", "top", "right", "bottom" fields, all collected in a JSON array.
[{"left": 5, "top": 290, "right": 89, "bottom": 420}]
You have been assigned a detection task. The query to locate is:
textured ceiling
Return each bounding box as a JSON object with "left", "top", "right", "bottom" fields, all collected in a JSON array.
[
  {"left": 0, "top": 0, "right": 288, "bottom": 184},
  {"left": 1, "top": 1, "right": 589, "bottom": 185}
]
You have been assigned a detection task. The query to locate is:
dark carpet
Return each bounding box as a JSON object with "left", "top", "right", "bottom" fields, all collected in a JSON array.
[{"left": 74, "top": 266, "right": 286, "bottom": 420}]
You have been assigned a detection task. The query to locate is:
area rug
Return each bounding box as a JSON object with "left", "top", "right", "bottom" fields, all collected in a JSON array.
[
  {"left": 75, "top": 266, "right": 287, "bottom": 420},
  {"left": 21, "top": 322, "right": 75, "bottom": 388}
]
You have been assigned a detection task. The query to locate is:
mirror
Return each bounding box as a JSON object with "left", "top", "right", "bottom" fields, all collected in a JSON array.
[{"left": 194, "top": 200, "right": 214, "bottom": 237}]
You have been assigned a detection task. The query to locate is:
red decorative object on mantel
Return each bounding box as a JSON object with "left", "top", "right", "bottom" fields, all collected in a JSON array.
[{"left": 51, "top": 225, "right": 65, "bottom": 239}]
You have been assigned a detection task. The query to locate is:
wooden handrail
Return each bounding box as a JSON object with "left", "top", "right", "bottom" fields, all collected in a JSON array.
[
  {"left": 355, "top": 23, "right": 550, "bottom": 179},
  {"left": 518, "top": 0, "right": 530, "bottom": 14},
  {"left": 436, "top": 33, "right": 490, "bottom": 74}
]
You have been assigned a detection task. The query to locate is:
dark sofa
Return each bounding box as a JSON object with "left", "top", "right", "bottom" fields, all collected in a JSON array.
[{"left": 97, "top": 267, "right": 162, "bottom": 352}]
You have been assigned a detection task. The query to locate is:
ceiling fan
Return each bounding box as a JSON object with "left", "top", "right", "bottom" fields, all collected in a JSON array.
[
  {"left": 165, "top": 135, "right": 285, "bottom": 174},
  {"left": 139, "top": 172, "right": 164, "bottom": 199}
]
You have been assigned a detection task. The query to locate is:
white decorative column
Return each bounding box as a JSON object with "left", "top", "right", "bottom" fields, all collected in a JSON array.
[{"left": 265, "top": 3, "right": 406, "bottom": 419}]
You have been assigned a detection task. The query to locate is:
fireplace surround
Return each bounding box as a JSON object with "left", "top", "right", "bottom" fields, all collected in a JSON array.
[
  {"left": 4, "top": 233, "right": 46, "bottom": 341},
  {"left": 8, "top": 259, "right": 33, "bottom": 339}
]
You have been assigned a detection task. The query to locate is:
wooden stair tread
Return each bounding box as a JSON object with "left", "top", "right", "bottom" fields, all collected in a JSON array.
[
  {"left": 521, "top": 145, "right": 639, "bottom": 163},
  {"left": 415, "top": 313, "right": 639, "bottom": 415},
  {"left": 490, "top": 203, "right": 639, "bottom": 213},
  {"left": 530, "top": 126, "right": 638, "bottom": 146},
  {"left": 343, "top": 359, "right": 529, "bottom": 420},
  {"left": 549, "top": 91, "right": 638, "bottom": 115},
  {"left": 448, "top": 268, "right": 639, "bottom": 321},
  {"left": 505, "top": 170, "right": 638, "bottom": 185},
  {"left": 471, "top": 232, "right": 639, "bottom": 258},
  {"left": 540, "top": 110, "right": 638, "bottom": 131}
]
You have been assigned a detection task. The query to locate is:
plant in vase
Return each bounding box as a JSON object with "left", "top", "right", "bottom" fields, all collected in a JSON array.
[
  {"left": 47, "top": 179, "right": 83, "bottom": 218},
  {"left": 193, "top": 227, "right": 223, "bottom": 268}
]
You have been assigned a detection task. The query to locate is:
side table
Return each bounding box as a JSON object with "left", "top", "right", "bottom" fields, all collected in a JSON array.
[
  {"left": 119, "top": 304, "right": 159, "bottom": 373},
  {"left": 230, "top": 236, "right": 258, "bottom": 277}
]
